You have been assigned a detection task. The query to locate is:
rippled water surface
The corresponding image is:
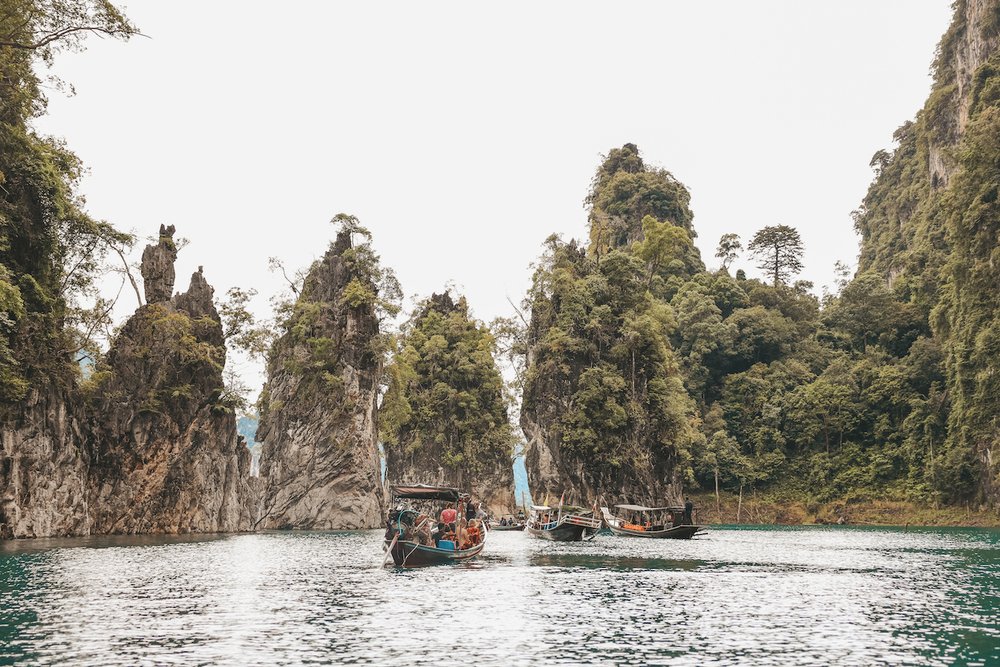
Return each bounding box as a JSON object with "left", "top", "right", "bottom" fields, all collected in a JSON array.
[{"left": 1, "top": 526, "right": 998, "bottom": 666}]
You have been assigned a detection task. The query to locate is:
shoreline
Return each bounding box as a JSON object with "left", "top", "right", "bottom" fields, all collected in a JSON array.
[{"left": 688, "top": 491, "right": 1000, "bottom": 529}]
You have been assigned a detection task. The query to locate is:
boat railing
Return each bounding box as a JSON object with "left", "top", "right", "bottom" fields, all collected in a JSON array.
[{"left": 561, "top": 513, "right": 602, "bottom": 529}]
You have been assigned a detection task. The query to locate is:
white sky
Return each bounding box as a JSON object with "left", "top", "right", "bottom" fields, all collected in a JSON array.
[{"left": 35, "top": 1, "right": 954, "bottom": 393}]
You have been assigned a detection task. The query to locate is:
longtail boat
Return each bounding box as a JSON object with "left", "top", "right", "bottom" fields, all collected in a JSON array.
[
  {"left": 491, "top": 514, "right": 526, "bottom": 531},
  {"left": 525, "top": 504, "right": 602, "bottom": 541},
  {"left": 601, "top": 504, "right": 705, "bottom": 539},
  {"left": 383, "top": 485, "right": 486, "bottom": 567}
]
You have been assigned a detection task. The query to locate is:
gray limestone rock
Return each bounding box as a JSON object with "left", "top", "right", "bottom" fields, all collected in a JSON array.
[
  {"left": 140, "top": 224, "right": 178, "bottom": 303},
  {"left": 88, "top": 263, "right": 254, "bottom": 534},
  {"left": 0, "top": 389, "right": 91, "bottom": 539},
  {"left": 256, "top": 230, "right": 385, "bottom": 530}
]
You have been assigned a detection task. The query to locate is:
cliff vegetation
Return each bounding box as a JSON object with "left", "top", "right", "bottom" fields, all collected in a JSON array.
[{"left": 381, "top": 291, "right": 515, "bottom": 513}]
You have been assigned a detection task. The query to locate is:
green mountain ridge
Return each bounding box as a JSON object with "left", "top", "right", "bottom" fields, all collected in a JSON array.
[{"left": 518, "top": 0, "right": 1000, "bottom": 510}]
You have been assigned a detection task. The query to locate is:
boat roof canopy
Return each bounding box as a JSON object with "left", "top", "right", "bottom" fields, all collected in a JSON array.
[
  {"left": 614, "top": 504, "right": 684, "bottom": 512},
  {"left": 391, "top": 485, "right": 461, "bottom": 501},
  {"left": 531, "top": 504, "right": 587, "bottom": 512}
]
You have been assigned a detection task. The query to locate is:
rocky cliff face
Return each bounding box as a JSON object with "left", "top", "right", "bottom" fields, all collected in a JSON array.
[
  {"left": 0, "top": 389, "right": 91, "bottom": 538},
  {"left": 929, "top": 0, "right": 1000, "bottom": 187},
  {"left": 87, "top": 227, "right": 254, "bottom": 534},
  {"left": 2, "top": 227, "right": 255, "bottom": 538},
  {"left": 522, "top": 382, "right": 685, "bottom": 510},
  {"left": 256, "top": 229, "right": 385, "bottom": 529},
  {"left": 857, "top": 0, "right": 1000, "bottom": 284},
  {"left": 381, "top": 292, "right": 515, "bottom": 517},
  {"left": 854, "top": 0, "right": 1000, "bottom": 507}
]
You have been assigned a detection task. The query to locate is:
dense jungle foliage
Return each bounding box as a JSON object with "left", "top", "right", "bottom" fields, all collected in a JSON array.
[
  {"left": 381, "top": 292, "right": 515, "bottom": 486},
  {"left": 848, "top": 0, "right": 1000, "bottom": 505},
  {"left": 0, "top": 1, "right": 138, "bottom": 402},
  {"left": 522, "top": 125, "right": 997, "bottom": 507},
  {"left": 3, "top": 0, "right": 998, "bottom": 515},
  {"left": 519, "top": 155, "right": 700, "bottom": 496}
]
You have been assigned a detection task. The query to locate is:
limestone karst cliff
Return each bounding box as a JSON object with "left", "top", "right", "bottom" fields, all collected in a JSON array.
[
  {"left": 1, "top": 390, "right": 92, "bottom": 538},
  {"left": 521, "top": 148, "right": 699, "bottom": 508},
  {"left": 856, "top": 0, "right": 1000, "bottom": 299},
  {"left": 381, "top": 292, "right": 515, "bottom": 516},
  {"left": 87, "top": 226, "right": 254, "bottom": 534},
  {"left": 1, "top": 226, "right": 255, "bottom": 538},
  {"left": 0, "top": 3, "right": 97, "bottom": 537},
  {"left": 256, "top": 224, "right": 389, "bottom": 529},
  {"left": 852, "top": 0, "right": 1000, "bottom": 506}
]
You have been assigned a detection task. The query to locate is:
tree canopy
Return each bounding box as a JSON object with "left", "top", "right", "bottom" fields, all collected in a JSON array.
[
  {"left": 381, "top": 291, "right": 515, "bottom": 487},
  {"left": 0, "top": 0, "right": 137, "bottom": 400},
  {"left": 748, "top": 225, "right": 805, "bottom": 287},
  {"left": 715, "top": 233, "right": 742, "bottom": 271}
]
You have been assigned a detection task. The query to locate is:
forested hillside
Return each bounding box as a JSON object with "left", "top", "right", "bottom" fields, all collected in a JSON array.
[
  {"left": 382, "top": 291, "right": 515, "bottom": 514},
  {"left": 851, "top": 0, "right": 1000, "bottom": 508},
  {"left": 521, "top": 1, "right": 1000, "bottom": 521}
]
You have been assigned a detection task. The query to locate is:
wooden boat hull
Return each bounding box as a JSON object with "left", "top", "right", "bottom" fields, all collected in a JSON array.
[
  {"left": 606, "top": 524, "right": 705, "bottom": 539},
  {"left": 490, "top": 524, "right": 525, "bottom": 531},
  {"left": 525, "top": 522, "right": 595, "bottom": 541},
  {"left": 385, "top": 539, "right": 485, "bottom": 567}
]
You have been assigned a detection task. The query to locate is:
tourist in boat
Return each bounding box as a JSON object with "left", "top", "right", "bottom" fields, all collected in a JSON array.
[
  {"left": 384, "top": 513, "right": 397, "bottom": 541},
  {"left": 462, "top": 519, "right": 482, "bottom": 550},
  {"left": 441, "top": 507, "right": 457, "bottom": 525},
  {"left": 684, "top": 497, "right": 694, "bottom": 525},
  {"left": 465, "top": 500, "right": 477, "bottom": 521},
  {"left": 416, "top": 515, "right": 433, "bottom": 546},
  {"left": 433, "top": 522, "right": 446, "bottom": 546}
]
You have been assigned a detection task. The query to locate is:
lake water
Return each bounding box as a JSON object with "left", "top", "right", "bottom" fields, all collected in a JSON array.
[{"left": 1, "top": 526, "right": 997, "bottom": 666}]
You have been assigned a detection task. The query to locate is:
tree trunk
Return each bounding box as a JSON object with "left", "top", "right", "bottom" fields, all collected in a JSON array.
[
  {"left": 823, "top": 415, "right": 829, "bottom": 453},
  {"left": 736, "top": 483, "right": 744, "bottom": 523},
  {"left": 714, "top": 467, "right": 721, "bottom": 519}
]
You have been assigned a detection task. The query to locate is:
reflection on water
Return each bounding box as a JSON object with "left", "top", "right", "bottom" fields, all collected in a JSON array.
[
  {"left": 528, "top": 550, "right": 704, "bottom": 571},
  {"left": 1, "top": 526, "right": 998, "bottom": 666}
]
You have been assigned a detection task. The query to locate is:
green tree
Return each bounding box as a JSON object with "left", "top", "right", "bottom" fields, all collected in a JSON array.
[
  {"left": 0, "top": 0, "right": 138, "bottom": 399},
  {"left": 634, "top": 215, "right": 695, "bottom": 289},
  {"left": 0, "top": 1, "right": 136, "bottom": 57},
  {"left": 715, "top": 233, "right": 742, "bottom": 271},
  {"left": 824, "top": 272, "right": 926, "bottom": 354},
  {"left": 747, "top": 225, "right": 805, "bottom": 286},
  {"left": 381, "top": 291, "right": 515, "bottom": 487}
]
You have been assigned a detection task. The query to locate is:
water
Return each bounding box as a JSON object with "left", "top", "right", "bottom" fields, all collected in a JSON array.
[{"left": 1, "top": 526, "right": 997, "bottom": 666}]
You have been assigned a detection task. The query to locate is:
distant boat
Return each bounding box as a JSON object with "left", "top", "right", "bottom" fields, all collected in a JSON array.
[
  {"left": 491, "top": 514, "right": 526, "bottom": 531},
  {"left": 383, "top": 485, "right": 486, "bottom": 567},
  {"left": 525, "top": 504, "right": 602, "bottom": 541},
  {"left": 601, "top": 504, "right": 705, "bottom": 539}
]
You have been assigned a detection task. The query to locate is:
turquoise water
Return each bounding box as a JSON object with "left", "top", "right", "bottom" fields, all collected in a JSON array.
[{"left": 1, "top": 526, "right": 997, "bottom": 666}]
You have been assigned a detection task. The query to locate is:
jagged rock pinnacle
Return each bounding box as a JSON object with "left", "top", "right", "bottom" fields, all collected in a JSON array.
[{"left": 140, "top": 224, "right": 178, "bottom": 303}]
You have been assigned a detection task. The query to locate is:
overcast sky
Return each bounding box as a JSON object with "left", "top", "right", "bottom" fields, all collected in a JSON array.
[{"left": 35, "top": 1, "right": 954, "bottom": 393}]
